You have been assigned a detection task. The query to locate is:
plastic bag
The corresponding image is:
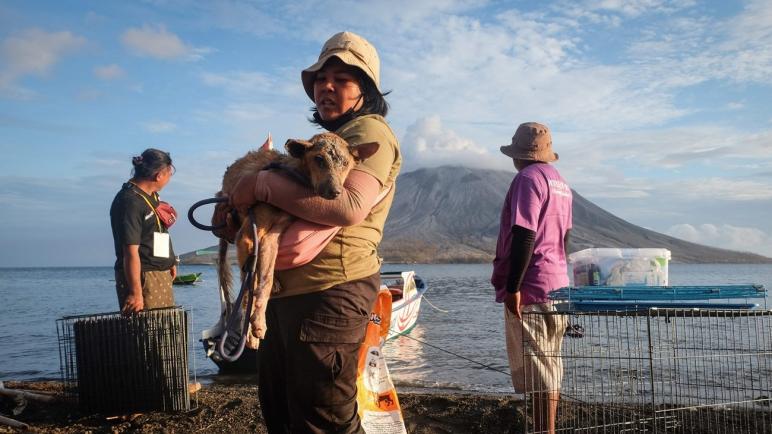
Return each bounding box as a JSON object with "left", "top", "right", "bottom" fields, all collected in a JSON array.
[{"left": 356, "top": 288, "right": 407, "bottom": 434}]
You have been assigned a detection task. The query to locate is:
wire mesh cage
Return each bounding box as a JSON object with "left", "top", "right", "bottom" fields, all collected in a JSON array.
[
  {"left": 57, "top": 307, "right": 193, "bottom": 414},
  {"left": 522, "top": 308, "right": 772, "bottom": 433}
]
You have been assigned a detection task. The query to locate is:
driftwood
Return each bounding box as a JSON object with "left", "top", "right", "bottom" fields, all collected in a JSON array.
[
  {"left": 0, "top": 386, "right": 57, "bottom": 403},
  {"left": 0, "top": 413, "right": 29, "bottom": 429}
]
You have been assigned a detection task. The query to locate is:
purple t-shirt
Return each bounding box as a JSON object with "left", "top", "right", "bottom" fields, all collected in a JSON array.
[{"left": 491, "top": 163, "right": 572, "bottom": 305}]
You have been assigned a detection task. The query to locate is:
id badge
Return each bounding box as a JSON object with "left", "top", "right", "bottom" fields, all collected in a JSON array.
[{"left": 153, "top": 232, "right": 170, "bottom": 258}]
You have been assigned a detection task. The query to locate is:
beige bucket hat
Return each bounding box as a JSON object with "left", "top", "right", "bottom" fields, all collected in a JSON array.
[
  {"left": 301, "top": 31, "right": 380, "bottom": 101},
  {"left": 500, "top": 122, "right": 559, "bottom": 163}
]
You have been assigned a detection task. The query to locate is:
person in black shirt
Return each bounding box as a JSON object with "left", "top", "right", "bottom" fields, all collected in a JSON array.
[{"left": 110, "top": 148, "right": 176, "bottom": 314}]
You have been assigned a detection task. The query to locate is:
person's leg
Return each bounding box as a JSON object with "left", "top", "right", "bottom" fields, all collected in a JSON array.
[
  {"left": 285, "top": 274, "right": 379, "bottom": 434},
  {"left": 506, "top": 306, "right": 550, "bottom": 431},
  {"left": 510, "top": 304, "right": 565, "bottom": 434},
  {"left": 258, "top": 298, "right": 291, "bottom": 434},
  {"left": 531, "top": 391, "right": 559, "bottom": 433},
  {"left": 530, "top": 305, "right": 567, "bottom": 434},
  {"left": 504, "top": 306, "right": 527, "bottom": 392}
]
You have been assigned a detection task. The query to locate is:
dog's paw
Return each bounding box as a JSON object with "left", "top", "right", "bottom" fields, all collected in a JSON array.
[
  {"left": 249, "top": 314, "right": 267, "bottom": 340},
  {"left": 245, "top": 327, "right": 261, "bottom": 350}
]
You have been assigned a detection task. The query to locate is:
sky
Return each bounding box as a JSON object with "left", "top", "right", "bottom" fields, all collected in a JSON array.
[{"left": 1, "top": 0, "right": 771, "bottom": 267}]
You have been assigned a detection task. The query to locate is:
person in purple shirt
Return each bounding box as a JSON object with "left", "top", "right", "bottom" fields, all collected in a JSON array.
[{"left": 491, "top": 122, "right": 572, "bottom": 434}]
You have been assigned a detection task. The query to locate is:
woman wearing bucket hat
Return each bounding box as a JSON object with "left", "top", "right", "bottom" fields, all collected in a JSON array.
[
  {"left": 491, "top": 122, "right": 572, "bottom": 434},
  {"left": 229, "top": 31, "right": 400, "bottom": 433}
]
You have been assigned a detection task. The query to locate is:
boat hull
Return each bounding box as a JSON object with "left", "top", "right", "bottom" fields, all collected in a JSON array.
[
  {"left": 173, "top": 272, "right": 202, "bottom": 285},
  {"left": 202, "top": 270, "right": 426, "bottom": 373},
  {"left": 386, "top": 274, "right": 426, "bottom": 340}
]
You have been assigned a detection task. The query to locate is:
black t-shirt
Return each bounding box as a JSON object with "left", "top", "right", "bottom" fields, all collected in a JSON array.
[{"left": 110, "top": 182, "right": 176, "bottom": 271}]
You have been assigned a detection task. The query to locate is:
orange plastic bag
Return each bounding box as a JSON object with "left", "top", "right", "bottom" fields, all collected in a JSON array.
[{"left": 356, "top": 288, "right": 407, "bottom": 433}]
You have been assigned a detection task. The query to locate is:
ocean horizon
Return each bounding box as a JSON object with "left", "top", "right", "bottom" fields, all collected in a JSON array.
[{"left": 1, "top": 263, "right": 770, "bottom": 394}]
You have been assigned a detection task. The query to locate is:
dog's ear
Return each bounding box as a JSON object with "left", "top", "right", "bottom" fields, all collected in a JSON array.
[
  {"left": 285, "top": 139, "right": 313, "bottom": 158},
  {"left": 349, "top": 142, "right": 380, "bottom": 161},
  {"left": 259, "top": 133, "right": 273, "bottom": 151}
]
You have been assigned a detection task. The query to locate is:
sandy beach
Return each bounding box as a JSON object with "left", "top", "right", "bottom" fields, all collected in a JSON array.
[
  {"left": 0, "top": 381, "right": 523, "bottom": 433},
  {"left": 3, "top": 380, "right": 771, "bottom": 433}
]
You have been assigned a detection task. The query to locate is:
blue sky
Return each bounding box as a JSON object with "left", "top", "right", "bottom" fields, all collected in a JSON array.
[{"left": 1, "top": 0, "right": 771, "bottom": 266}]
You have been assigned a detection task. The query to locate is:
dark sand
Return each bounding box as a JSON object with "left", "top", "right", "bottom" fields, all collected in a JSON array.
[
  {"left": 4, "top": 382, "right": 768, "bottom": 433},
  {"left": 0, "top": 381, "right": 524, "bottom": 433}
]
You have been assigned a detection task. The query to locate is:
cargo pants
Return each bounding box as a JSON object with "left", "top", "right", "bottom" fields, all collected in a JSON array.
[{"left": 257, "top": 273, "right": 380, "bottom": 434}]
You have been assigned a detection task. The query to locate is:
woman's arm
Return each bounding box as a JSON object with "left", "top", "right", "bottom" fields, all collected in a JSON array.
[
  {"left": 230, "top": 169, "right": 381, "bottom": 227},
  {"left": 122, "top": 244, "right": 144, "bottom": 313}
]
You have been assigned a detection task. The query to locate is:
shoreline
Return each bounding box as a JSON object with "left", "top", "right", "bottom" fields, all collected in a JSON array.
[
  {"left": 9, "top": 373, "right": 519, "bottom": 397},
  {"left": 0, "top": 381, "right": 525, "bottom": 433},
  {"left": 3, "top": 381, "right": 770, "bottom": 433}
]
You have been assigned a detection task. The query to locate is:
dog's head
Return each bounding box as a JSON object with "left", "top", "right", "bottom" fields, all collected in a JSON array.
[{"left": 285, "top": 133, "right": 379, "bottom": 199}]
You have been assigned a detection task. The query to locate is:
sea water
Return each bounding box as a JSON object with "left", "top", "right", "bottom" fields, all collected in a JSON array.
[{"left": 1, "top": 263, "right": 770, "bottom": 394}]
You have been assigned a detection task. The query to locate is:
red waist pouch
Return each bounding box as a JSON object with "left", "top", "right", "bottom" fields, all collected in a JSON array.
[{"left": 156, "top": 201, "right": 178, "bottom": 229}]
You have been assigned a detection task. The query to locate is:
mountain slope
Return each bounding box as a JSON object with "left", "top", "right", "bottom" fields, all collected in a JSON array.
[
  {"left": 378, "top": 166, "right": 772, "bottom": 264},
  {"left": 181, "top": 166, "right": 772, "bottom": 265}
]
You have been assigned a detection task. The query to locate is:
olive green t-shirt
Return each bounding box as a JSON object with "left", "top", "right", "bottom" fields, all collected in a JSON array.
[{"left": 275, "top": 114, "right": 401, "bottom": 297}]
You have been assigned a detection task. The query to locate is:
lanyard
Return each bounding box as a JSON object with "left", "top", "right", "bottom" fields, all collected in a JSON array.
[{"left": 129, "top": 182, "right": 162, "bottom": 232}]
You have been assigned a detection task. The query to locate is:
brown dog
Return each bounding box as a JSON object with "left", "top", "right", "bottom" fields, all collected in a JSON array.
[{"left": 216, "top": 133, "right": 379, "bottom": 349}]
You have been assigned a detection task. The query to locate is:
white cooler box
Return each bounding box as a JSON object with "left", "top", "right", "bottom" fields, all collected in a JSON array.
[{"left": 569, "top": 248, "right": 671, "bottom": 286}]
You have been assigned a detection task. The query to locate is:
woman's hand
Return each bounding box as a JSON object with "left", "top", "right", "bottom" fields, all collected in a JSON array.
[
  {"left": 229, "top": 171, "right": 262, "bottom": 215},
  {"left": 504, "top": 292, "right": 522, "bottom": 320},
  {"left": 122, "top": 292, "right": 144, "bottom": 314},
  {"left": 170, "top": 265, "right": 177, "bottom": 280}
]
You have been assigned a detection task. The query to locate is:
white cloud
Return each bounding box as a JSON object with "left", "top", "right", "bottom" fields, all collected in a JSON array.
[
  {"left": 365, "top": 9, "right": 687, "bottom": 137},
  {"left": 0, "top": 28, "right": 85, "bottom": 93},
  {"left": 401, "top": 115, "right": 496, "bottom": 171},
  {"left": 676, "top": 178, "right": 772, "bottom": 201},
  {"left": 153, "top": 1, "right": 772, "bottom": 214},
  {"left": 666, "top": 223, "right": 772, "bottom": 257},
  {"left": 0, "top": 113, "right": 77, "bottom": 133},
  {"left": 191, "top": 102, "right": 279, "bottom": 138},
  {"left": 121, "top": 24, "right": 210, "bottom": 61},
  {"left": 582, "top": 186, "right": 651, "bottom": 199},
  {"left": 84, "top": 11, "right": 108, "bottom": 25},
  {"left": 141, "top": 121, "right": 177, "bottom": 133},
  {"left": 204, "top": 1, "right": 284, "bottom": 36},
  {"left": 581, "top": 0, "right": 696, "bottom": 18},
  {"left": 221, "top": 103, "right": 275, "bottom": 123},
  {"left": 622, "top": 1, "right": 772, "bottom": 87},
  {"left": 76, "top": 88, "right": 102, "bottom": 101},
  {"left": 94, "top": 64, "right": 125, "bottom": 80},
  {"left": 720, "top": 0, "right": 772, "bottom": 83},
  {"left": 283, "top": 0, "right": 484, "bottom": 38},
  {"left": 556, "top": 125, "right": 772, "bottom": 173},
  {"left": 201, "top": 71, "right": 274, "bottom": 94}
]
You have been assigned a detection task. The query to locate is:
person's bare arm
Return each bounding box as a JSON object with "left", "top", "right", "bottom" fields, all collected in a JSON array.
[
  {"left": 230, "top": 169, "right": 381, "bottom": 227},
  {"left": 122, "top": 245, "right": 143, "bottom": 313}
]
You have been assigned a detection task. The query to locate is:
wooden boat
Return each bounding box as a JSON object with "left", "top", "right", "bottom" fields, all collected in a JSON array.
[
  {"left": 201, "top": 270, "right": 427, "bottom": 373},
  {"left": 382, "top": 271, "right": 427, "bottom": 340},
  {"left": 172, "top": 272, "right": 202, "bottom": 285}
]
